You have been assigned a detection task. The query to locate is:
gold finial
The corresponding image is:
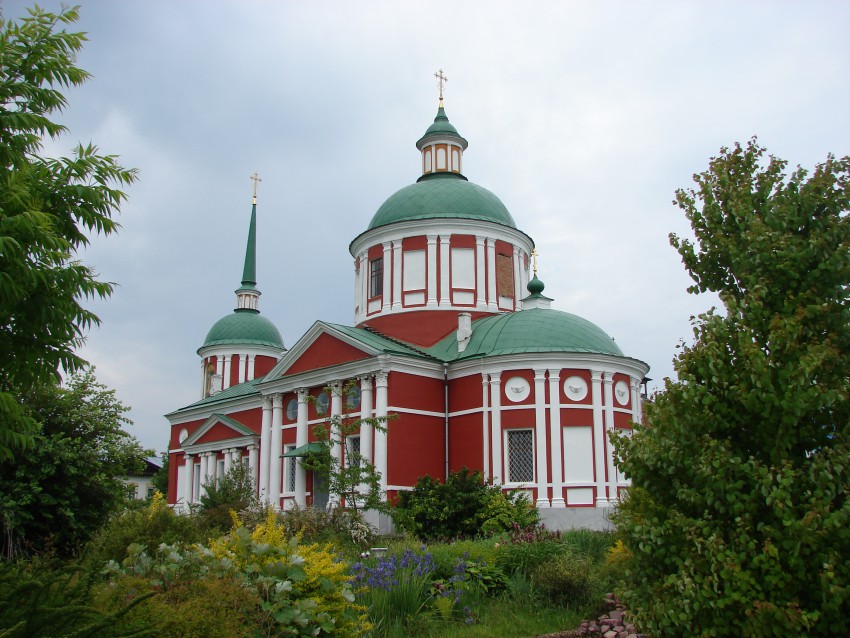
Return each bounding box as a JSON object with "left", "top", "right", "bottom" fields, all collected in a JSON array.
[
  {"left": 531, "top": 248, "right": 539, "bottom": 276},
  {"left": 434, "top": 68, "right": 448, "bottom": 106},
  {"left": 249, "top": 172, "right": 262, "bottom": 203}
]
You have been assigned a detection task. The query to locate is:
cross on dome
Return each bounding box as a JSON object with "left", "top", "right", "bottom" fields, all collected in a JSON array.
[
  {"left": 434, "top": 68, "right": 447, "bottom": 106},
  {"left": 250, "top": 171, "right": 262, "bottom": 203}
]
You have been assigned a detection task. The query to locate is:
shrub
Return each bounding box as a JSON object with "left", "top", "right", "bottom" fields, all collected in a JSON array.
[
  {"left": 195, "top": 461, "right": 258, "bottom": 533},
  {"left": 393, "top": 468, "right": 538, "bottom": 540},
  {"left": 494, "top": 524, "right": 566, "bottom": 576},
  {"left": 531, "top": 552, "right": 596, "bottom": 607},
  {"left": 280, "top": 504, "right": 376, "bottom": 550}
]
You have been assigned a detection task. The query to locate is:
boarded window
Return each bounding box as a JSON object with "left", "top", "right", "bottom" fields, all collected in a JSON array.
[{"left": 496, "top": 252, "right": 514, "bottom": 298}]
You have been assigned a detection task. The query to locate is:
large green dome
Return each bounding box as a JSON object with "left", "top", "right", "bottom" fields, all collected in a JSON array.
[
  {"left": 368, "top": 173, "right": 516, "bottom": 230},
  {"left": 200, "top": 310, "right": 284, "bottom": 351},
  {"left": 429, "top": 308, "right": 624, "bottom": 360}
]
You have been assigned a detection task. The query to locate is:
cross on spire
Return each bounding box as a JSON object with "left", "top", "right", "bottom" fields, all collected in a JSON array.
[
  {"left": 434, "top": 68, "right": 447, "bottom": 105},
  {"left": 531, "top": 248, "right": 539, "bottom": 276},
  {"left": 249, "top": 171, "right": 262, "bottom": 202}
]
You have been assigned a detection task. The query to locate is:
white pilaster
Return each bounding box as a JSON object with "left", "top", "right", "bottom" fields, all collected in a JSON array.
[
  {"left": 247, "top": 444, "right": 259, "bottom": 489},
  {"left": 382, "top": 242, "right": 392, "bottom": 312},
  {"left": 604, "top": 373, "right": 617, "bottom": 504},
  {"left": 359, "top": 251, "right": 369, "bottom": 321},
  {"left": 238, "top": 355, "right": 246, "bottom": 384},
  {"left": 591, "top": 371, "right": 608, "bottom": 507},
  {"left": 548, "top": 368, "right": 565, "bottom": 508},
  {"left": 534, "top": 369, "right": 550, "bottom": 508},
  {"left": 269, "top": 393, "right": 283, "bottom": 509},
  {"left": 475, "top": 235, "right": 486, "bottom": 309},
  {"left": 200, "top": 360, "right": 206, "bottom": 398},
  {"left": 486, "top": 238, "right": 498, "bottom": 311},
  {"left": 198, "top": 452, "right": 209, "bottom": 498},
  {"left": 513, "top": 245, "right": 522, "bottom": 304},
  {"left": 223, "top": 447, "right": 233, "bottom": 473},
  {"left": 295, "top": 388, "right": 309, "bottom": 507},
  {"left": 374, "top": 373, "right": 389, "bottom": 493},
  {"left": 392, "top": 240, "right": 402, "bottom": 310},
  {"left": 359, "top": 376, "right": 374, "bottom": 464},
  {"left": 215, "top": 355, "right": 224, "bottom": 392},
  {"left": 439, "top": 234, "right": 450, "bottom": 307},
  {"left": 426, "top": 235, "right": 438, "bottom": 307},
  {"left": 329, "top": 382, "right": 343, "bottom": 474},
  {"left": 223, "top": 355, "right": 232, "bottom": 390},
  {"left": 259, "top": 397, "right": 272, "bottom": 501},
  {"left": 631, "top": 377, "right": 642, "bottom": 425},
  {"left": 247, "top": 354, "right": 256, "bottom": 381},
  {"left": 183, "top": 454, "right": 194, "bottom": 509},
  {"left": 481, "top": 373, "right": 490, "bottom": 481},
  {"left": 489, "top": 373, "right": 502, "bottom": 484}
]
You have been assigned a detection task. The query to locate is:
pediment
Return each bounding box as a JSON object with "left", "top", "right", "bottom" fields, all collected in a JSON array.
[
  {"left": 267, "top": 322, "right": 376, "bottom": 378},
  {"left": 183, "top": 413, "right": 258, "bottom": 450}
]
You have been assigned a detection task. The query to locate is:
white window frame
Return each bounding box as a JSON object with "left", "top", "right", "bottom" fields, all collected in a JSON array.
[{"left": 504, "top": 428, "right": 535, "bottom": 485}]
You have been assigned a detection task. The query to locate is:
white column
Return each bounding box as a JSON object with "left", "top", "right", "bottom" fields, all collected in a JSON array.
[
  {"left": 534, "top": 369, "right": 550, "bottom": 508},
  {"left": 247, "top": 354, "right": 256, "bottom": 381},
  {"left": 215, "top": 355, "right": 224, "bottom": 391},
  {"left": 489, "top": 373, "right": 502, "bottom": 484},
  {"left": 631, "top": 377, "right": 642, "bottom": 425},
  {"left": 329, "top": 382, "right": 343, "bottom": 475},
  {"left": 259, "top": 397, "right": 272, "bottom": 501},
  {"left": 247, "top": 444, "right": 259, "bottom": 489},
  {"left": 604, "top": 373, "right": 618, "bottom": 504},
  {"left": 238, "top": 355, "right": 246, "bottom": 384},
  {"left": 548, "top": 368, "right": 565, "bottom": 508},
  {"left": 427, "top": 234, "right": 438, "bottom": 307},
  {"left": 374, "top": 373, "right": 389, "bottom": 493},
  {"left": 359, "top": 376, "right": 374, "bottom": 464},
  {"left": 223, "top": 447, "right": 233, "bottom": 473},
  {"left": 391, "top": 240, "right": 402, "bottom": 310},
  {"left": 200, "top": 360, "right": 207, "bottom": 398},
  {"left": 198, "top": 452, "right": 209, "bottom": 498},
  {"left": 519, "top": 250, "right": 529, "bottom": 292},
  {"left": 475, "top": 235, "right": 486, "bottom": 309},
  {"left": 223, "top": 355, "right": 233, "bottom": 390},
  {"left": 183, "top": 454, "right": 194, "bottom": 509},
  {"left": 381, "top": 242, "right": 392, "bottom": 312},
  {"left": 591, "top": 371, "right": 608, "bottom": 507},
  {"left": 481, "top": 373, "right": 490, "bottom": 481},
  {"left": 269, "top": 393, "right": 283, "bottom": 509},
  {"left": 359, "top": 251, "right": 368, "bottom": 321},
  {"left": 513, "top": 245, "right": 522, "bottom": 306},
  {"left": 486, "top": 238, "right": 497, "bottom": 311},
  {"left": 439, "top": 235, "right": 450, "bottom": 307},
  {"left": 295, "top": 388, "right": 309, "bottom": 507}
]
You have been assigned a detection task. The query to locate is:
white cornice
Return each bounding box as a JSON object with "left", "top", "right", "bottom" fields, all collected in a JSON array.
[
  {"left": 447, "top": 352, "right": 650, "bottom": 381},
  {"left": 165, "top": 393, "right": 261, "bottom": 424}
]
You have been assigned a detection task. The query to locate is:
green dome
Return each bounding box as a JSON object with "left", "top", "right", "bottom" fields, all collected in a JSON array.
[
  {"left": 200, "top": 310, "right": 284, "bottom": 350},
  {"left": 430, "top": 308, "right": 624, "bottom": 360},
  {"left": 368, "top": 173, "right": 516, "bottom": 230},
  {"left": 416, "top": 106, "right": 468, "bottom": 148}
]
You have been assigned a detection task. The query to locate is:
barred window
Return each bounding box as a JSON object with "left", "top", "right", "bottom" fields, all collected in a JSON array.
[
  {"left": 507, "top": 430, "right": 534, "bottom": 483},
  {"left": 369, "top": 258, "right": 383, "bottom": 297},
  {"left": 284, "top": 445, "right": 296, "bottom": 493},
  {"left": 346, "top": 435, "right": 361, "bottom": 468}
]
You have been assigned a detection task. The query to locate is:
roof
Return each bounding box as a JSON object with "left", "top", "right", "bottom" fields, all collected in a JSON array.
[
  {"left": 367, "top": 172, "right": 516, "bottom": 230},
  {"left": 169, "top": 376, "right": 264, "bottom": 416},
  {"left": 416, "top": 106, "right": 468, "bottom": 149},
  {"left": 428, "top": 308, "right": 626, "bottom": 360},
  {"left": 324, "top": 322, "right": 433, "bottom": 358},
  {"left": 200, "top": 309, "right": 284, "bottom": 350}
]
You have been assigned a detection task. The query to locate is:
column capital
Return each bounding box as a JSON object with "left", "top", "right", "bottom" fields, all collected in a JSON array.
[
  {"left": 375, "top": 372, "right": 388, "bottom": 387},
  {"left": 591, "top": 370, "right": 604, "bottom": 382},
  {"left": 426, "top": 234, "right": 438, "bottom": 244},
  {"left": 359, "top": 375, "right": 373, "bottom": 390},
  {"left": 533, "top": 368, "right": 547, "bottom": 381},
  {"left": 603, "top": 372, "right": 615, "bottom": 385},
  {"left": 272, "top": 393, "right": 283, "bottom": 408},
  {"left": 296, "top": 387, "right": 309, "bottom": 401},
  {"left": 488, "top": 371, "right": 502, "bottom": 385},
  {"left": 262, "top": 395, "right": 273, "bottom": 410},
  {"left": 630, "top": 376, "right": 640, "bottom": 390},
  {"left": 329, "top": 381, "right": 343, "bottom": 395},
  {"left": 247, "top": 443, "right": 258, "bottom": 452},
  {"left": 546, "top": 367, "right": 562, "bottom": 379}
]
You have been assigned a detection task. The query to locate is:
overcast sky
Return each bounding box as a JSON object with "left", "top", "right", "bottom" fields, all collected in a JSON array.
[{"left": 3, "top": 0, "right": 849, "bottom": 454}]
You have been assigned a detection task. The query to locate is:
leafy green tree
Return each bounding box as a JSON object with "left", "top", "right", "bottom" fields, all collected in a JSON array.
[
  {"left": 613, "top": 140, "right": 850, "bottom": 636},
  {"left": 195, "top": 460, "right": 259, "bottom": 533},
  {"left": 0, "top": 6, "right": 137, "bottom": 459},
  {"left": 0, "top": 368, "right": 149, "bottom": 558}
]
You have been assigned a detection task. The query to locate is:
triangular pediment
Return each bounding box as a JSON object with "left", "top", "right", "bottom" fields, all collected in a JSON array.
[
  {"left": 183, "top": 413, "right": 259, "bottom": 450},
  {"left": 266, "top": 321, "right": 378, "bottom": 378}
]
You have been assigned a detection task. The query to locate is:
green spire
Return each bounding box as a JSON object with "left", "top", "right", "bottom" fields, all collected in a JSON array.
[{"left": 240, "top": 200, "right": 257, "bottom": 290}]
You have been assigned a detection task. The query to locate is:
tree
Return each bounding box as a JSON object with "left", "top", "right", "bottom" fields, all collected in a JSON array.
[
  {"left": 196, "top": 461, "right": 259, "bottom": 533},
  {"left": 613, "top": 140, "right": 850, "bottom": 636},
  {"left": 0, "top": 368, "right": 149, "bottom": 558},
  {"left": 0, "top": 6, "right": 137, "bottom": 459}
]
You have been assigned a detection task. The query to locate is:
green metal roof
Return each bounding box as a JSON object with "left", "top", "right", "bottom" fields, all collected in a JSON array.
[
  {"left": 200, "top": 310, "right": 284, "bottom": 350},
  {"left": 367, "top": 173, "right": 516, "bottom": 230},
  {"left": 325, "top": 322, "right": 433, "bottom": 359},
  {"left": 169, "top": 376, "right": 264, "bottom": 415},
  {"left": 416, "top": 106, "right": 468, "bottom": 149},
  {"left": 282, "top": 441, "right": 326, "bottom": 458},
  {"left": 241, "top": 202, "right": 258, "bottom": 288},
  {"left": 428, "top": 309, "right": 625, "bottom": 360}
]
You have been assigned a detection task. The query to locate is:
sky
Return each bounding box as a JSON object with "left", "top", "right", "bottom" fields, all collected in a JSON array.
[{"left": 3, "top": 1, "right": 849, "bottom": 454}]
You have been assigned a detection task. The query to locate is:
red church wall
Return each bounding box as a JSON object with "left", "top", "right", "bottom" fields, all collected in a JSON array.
[
  {"left": 230, "top": 355, "right": 240, "bottom": 387},
  {"left": 285, "top": 333, "right": 370, "bottom": 375},
  {"left": 388, "top": 372, "right": 443, "bottom": 412},
  {"left": 561, "top": 408, "right": 593, "bottom": 427},
  {"left": 448, "top": 412, "right": 482, "bottom": 474},
  {"left": 501, "top": 406, "right": 535, "bottom": 429},
  {"left": 614, "top": 411, "right": 633, "bottom": 429},
  {"left": 196, "top": 422, "right": 239, "bottom": 444},
  {"left": 168, "top": 454, "right": 180, "bottom": 503},
  {"left": 359, "top": 310, "right": 493, "bottom": 347},
  {"left": 449, "top": 374, "right": 483, "bottom": 412},
  {"left": 227, "top": 408, "right": 262, "bottom": 431},
  {"left": 170, "top": 417, "right": 205, "bottom": 448},
  {"left": 387, "top": 413, "right": 444, "bottom": 487},
  {"left": 254, "top": 355, "right": 278, "bottom": 378}
]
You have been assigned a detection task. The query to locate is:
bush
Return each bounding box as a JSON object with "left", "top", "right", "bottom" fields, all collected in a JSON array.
[
  {"left": 531, "top": 552, "right": 596, "bottom": 607},
  {"left": 84, "top": 491, "right": 202, "bottom": 566},
  {"left": 280, "top": 505, "right": 376, "bottom": 550},
  {"left": 494, "top": 524, "right": 566, "bottom": 576},
  {"left": 195, "top": 461, "right": 258, "bottom": 533},
  {"left": 393, "top": 468, "right": 538, "bottom": 540}
]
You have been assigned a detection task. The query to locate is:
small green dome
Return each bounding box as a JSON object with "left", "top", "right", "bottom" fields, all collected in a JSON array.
[
  {"left": 416, "top": 106, "right": 468, "bottom": 149},
  {"left": 432, "top": 308, "right": 624, "bottom": 359},
  {"left": 527, "top": 275, "right": 545, "bottom": 295},
  {"left": 200, "top": 310, "right": 284, "bottom": 350},
  {"left": 367, "top": 173, "right": 516, "bottom": 230}
]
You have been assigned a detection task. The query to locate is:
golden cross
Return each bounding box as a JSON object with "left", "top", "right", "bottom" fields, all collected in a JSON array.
[
  {"left": 249, "top": 172, "right": 262, "bottom": 202},
  {"left": 434, "top": 69, "right": 448, "bottom": 105},
  {"left": 531, "top": 248, "right": 539, "bottom": 275}
]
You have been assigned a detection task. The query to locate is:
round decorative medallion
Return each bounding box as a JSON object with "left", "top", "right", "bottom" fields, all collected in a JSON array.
[
  {"left": 563, "top": 376, "right": 588, "bottom": 401},
  {"left": 179, "top": 428, "right": 189, "bottom": 443},
  {"left": 615, "top": 380, "right": 630, "bottom": 406},
  {"left": 504, "top": 376, "right": 530, "bottom": 402}
]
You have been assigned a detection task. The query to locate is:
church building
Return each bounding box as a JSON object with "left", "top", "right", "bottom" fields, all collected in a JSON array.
[{"left": 165, "top": 89, "right": 649, "bottom": 530}]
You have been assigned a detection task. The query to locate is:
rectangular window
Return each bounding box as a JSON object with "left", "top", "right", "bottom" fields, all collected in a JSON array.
[
  {"left": 369, "top": 258, "right": 383, "bottom": 297},
  {"left": 216, "top": 459, "right": 225, "bottom": 479},
  {"left": 285, "top": 445, "right": 296, "bottom": 493},
  {"left": 346, "top": 435, "right": 361, "bottom": 468},
  {"left": 507, "top": 430, "right": 534, "bottom": 483},
  {"left": 496, "top": 252, "right": 514, "bottom": 298}
]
